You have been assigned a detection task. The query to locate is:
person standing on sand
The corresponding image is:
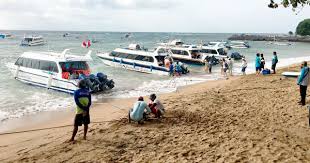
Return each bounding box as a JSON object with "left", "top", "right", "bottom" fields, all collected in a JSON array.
[
  {"left": 297, "top": 61, "right": 310, "bottom": 106},
  {"left": 272, "top": 52, "right": 278, "bottom": 74},
  {"left": 260, "top": 53, "right": 265, "bottom": 70},
  {"left": 241, "top": 58, "right": 247, "bottom": 75},
  {"left": 255, "top": 53, "right": 261, "bottom": 75},
  {"left": 148, "top": 94, "right": 165, "bottom": 118},
  {"left": 70, "top": 80, "right": 92, "bottom": 142},
  {"left": 129, "top": 96, "right": 151, "bottom": 124}
]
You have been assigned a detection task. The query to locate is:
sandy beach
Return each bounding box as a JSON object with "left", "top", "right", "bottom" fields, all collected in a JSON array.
[{"left": 1, "top": 64, "right": 310, "bottom": 162}]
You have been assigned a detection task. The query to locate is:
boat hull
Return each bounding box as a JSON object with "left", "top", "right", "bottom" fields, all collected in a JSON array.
[
  {"left": 97, "top": 55, "right": 170, "bottom": 76},
  {"left": 7, "top": 63, "right": 78, "bottom": 94}
]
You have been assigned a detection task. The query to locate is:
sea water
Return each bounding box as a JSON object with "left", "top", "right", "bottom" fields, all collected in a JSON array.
[{"left": 0, "top": 31, "right": 310, "bottom": 123}]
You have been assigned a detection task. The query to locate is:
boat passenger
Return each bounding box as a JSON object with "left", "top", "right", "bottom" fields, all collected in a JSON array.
[
  {"left": 204, "top": 58, "right": 210, "bottom": 73},
  {"left": 255, "top": 53, "right": 261, "bottom": 75},
  {"left": 228, "top": 58, "right": 233, "bottom": 76},
  {"left": 148, "top": 94, "right": 165, "bottom": 118},
  {"left": 164, "top": 57, "right": 171, "bottom": 69},
  {"left": 128, "top": 96, "right": 151, "bottom": 124},
  {"left": 208, "top": 59, "right": 213, "bottom": 73},
  {"left": 69, "top": 71, "right": 79, "bottom": 80},
  {"left": 70, "top": 80, "right": 92, "bottom": 142},
  {"left": 223, "top": 58, "right": 229, "bottom": 78},
  {"left": 241, "top": 58, "right": 247, "bottom": 75},
  {"left": 169, "top": 62, "right": 174, "bottom": 76},
  {"left": 175, "top": 61, "right": 183, "bottom": 76}
]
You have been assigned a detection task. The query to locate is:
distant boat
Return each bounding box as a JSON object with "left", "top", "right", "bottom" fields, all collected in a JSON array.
[
  {"left": 228, "top": 41, "right": 250, "bottom": 49},
  {"left": 63, "top": 33, "right": 70, "bottom": 37},
  {"left": 268, "top": 36, "right": 291, "bottom": 46},
  {"left": 20, "top": 35, "right": 45, "bottom": 46},
  {"left": 91, "top": 37, "right": 99, "bottom": 43},
  {"left": 0, "top": 33, "right": 13, "bottom": 39}
]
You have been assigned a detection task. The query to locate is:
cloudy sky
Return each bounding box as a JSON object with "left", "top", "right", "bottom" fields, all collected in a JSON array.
[{"left": 0, "top": 0, "right": 309, "bottom": 33}]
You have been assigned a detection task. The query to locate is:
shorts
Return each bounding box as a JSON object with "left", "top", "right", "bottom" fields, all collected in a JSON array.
[
  {"left": 256, "top": 67, "right": 261, "bottom": 71},
  {"left": 272, "top": 64, "right": 276, "bottom": 70},
  {"left": 74, "top": 113, "right": 90, "bottom": 126},
  {"left": 241, "top": 67, "right": 247, "bottom": 72}
]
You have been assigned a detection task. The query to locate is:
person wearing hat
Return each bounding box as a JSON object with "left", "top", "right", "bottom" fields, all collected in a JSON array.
[
  {"left": 148, "top": 94, "right": 165, "bottom": 118},
  {"left": 129, "top": 96, "right": 151, "bottom": 124},
  {"left": 70, "top": 80, "right": 91, "bottom": 142}
]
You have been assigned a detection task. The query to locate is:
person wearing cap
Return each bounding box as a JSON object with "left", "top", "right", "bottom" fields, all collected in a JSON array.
[
  {"left": 241, "top": 57, "right": 247, "bottom": 75},
  {"left": 70, "top": 80, "right": 92, "bottom": 142},
  {"left": 129, "top": 96, "right": 151, "bottom": 124},
  {"left": 148, "top": 94, "right": 165, "bottom": 118}
]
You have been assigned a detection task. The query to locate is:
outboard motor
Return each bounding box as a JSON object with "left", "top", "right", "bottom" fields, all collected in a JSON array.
[
  {"left": 205, "top": 56, "right": 219, "bottom": 65},
  {"left": 230, "top": 52, "right": 244, "bottom": 60}
]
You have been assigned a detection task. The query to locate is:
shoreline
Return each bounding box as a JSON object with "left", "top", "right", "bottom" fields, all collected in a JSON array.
[
  {"left": 1, "top": 62, "right": 310, "bottom": 162},
  {"left": 0, "top": 76, "right": 236, "bottom": 144}
]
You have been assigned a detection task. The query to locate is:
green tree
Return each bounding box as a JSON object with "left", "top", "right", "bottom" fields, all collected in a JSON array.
[
  {"left": 296, "top": 19, "right": 310, "bottom": 36},
  {"left": 268, "top": 0, "right": 310, "bottom": 8},
  {"left": 288, "top": 31, "right": 294, "bottom": 35}
]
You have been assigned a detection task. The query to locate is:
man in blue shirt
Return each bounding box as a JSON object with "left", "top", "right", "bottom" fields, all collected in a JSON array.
[
  {"left": 297, "top": 61, "right": 310, "bottom": 106},
  {"left": 128, "top": 96, "right": 151, "bottom": 124},
  {"left": 255, "top": 53, "right": 261, "bottom": 75},
  {"left": 70, "top": 80, "right": 92, "bottom": 142},
  {"left": 272, "top": 51, "right": 278, "bottom": 74}
]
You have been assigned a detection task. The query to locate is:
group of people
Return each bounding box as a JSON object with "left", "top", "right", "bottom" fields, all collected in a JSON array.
[
  {"left": 205, "top": 56, "right": 248, "bottom": 77},
  {"left": 164, "top": 57, "right": 189, "bottom": 76},
  {"left": 69, "top": 79, "right": 165, "bottom": 141},
  {"left": 255, "top": 51, "right": 278, "bottom": 75},
  {"left": 128, "top": 94, "right": 165, "bottom": 124}
]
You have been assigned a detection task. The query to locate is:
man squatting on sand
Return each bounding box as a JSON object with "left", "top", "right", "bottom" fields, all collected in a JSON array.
[
  {"left": 128, "top": 96, "right": 151, "bottom": 124},
  {"left": 297, "top": 61, "right": 310, "bottom": 106},
  {"left": 70, "top": 80, "right": 92, "bottom": 141},
  {"left": 129, "top": 94, "right": 165, "bottom": 124}
]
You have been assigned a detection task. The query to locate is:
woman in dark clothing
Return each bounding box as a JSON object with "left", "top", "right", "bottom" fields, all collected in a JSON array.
[{"left": 260, "top": 53, "right": 265, "bottom": 70}]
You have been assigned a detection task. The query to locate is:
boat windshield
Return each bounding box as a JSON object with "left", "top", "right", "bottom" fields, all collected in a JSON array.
[
  {"left": 218, "top": 48, "right": 226, "bottom": 55},
  {"left": 190, "top": 50, "right": 201, "bottom": 59},
  {"left": 59, "top": 61, "right": 90, "bottom": 79},
  {"left": 24, "top": 38, "right": 33, "bottom": 42}
]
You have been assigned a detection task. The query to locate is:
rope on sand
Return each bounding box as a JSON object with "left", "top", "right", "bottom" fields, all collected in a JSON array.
[
  {"left": 0, "top": 116, "right": 180, "bottom": 136},
  {"left": 0, "top": 120, "right": 115, "bottom": 136}
]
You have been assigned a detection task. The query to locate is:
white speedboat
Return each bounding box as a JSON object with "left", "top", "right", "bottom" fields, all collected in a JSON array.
[
  {"left": 0, "top": 33, "right": 13, "bottom": 39},
  {"left": 21, "top": 35, "right": 45, "bottom": 46},
  {"left": 7, "top": 49, "right": 114, "bottom": 94},
  {"left": 229, "top": 41, "right": 250, "bottom": 49},
  {"left": 199, "top": 42, "right": 228, "bottom": 59},
  {"left": 268, "top": 36, "right": 291, "bottom": 46},
  {"left": 97, "top": 44, "right": 189, "bottom": 75}
]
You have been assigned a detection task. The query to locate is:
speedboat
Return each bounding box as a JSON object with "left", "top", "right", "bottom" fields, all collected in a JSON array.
[
  {"left": 0, "top": 33, "right": 13, "bottom": 39},
  {"left": 199, "top": 42, "right": 228, "bottom": 59},
  {"left": 20, "top": 35, "right": 45, "bottom": 46},
  {"left": 228, "top": 41, "right": 250, "bottom": 49},
  {"left": 6, "top": 49, "right": 114, "bottom": 94},
  {"left": 96, "top": 44, "right": 189, "bottom": 75}
]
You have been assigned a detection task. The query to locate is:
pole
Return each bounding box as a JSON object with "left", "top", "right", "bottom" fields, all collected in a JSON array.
[{"left": 308, "top": 105, "right": 310, "bottom": 127}]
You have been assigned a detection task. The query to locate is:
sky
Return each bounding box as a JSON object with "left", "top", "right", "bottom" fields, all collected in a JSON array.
[{"left": 0, "top": 0, "right": 309, "bottom": 33}]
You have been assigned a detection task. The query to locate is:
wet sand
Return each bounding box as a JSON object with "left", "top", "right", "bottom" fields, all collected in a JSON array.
[{"left": 0, "top": 64, "right": 310, "bottom": 162}]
